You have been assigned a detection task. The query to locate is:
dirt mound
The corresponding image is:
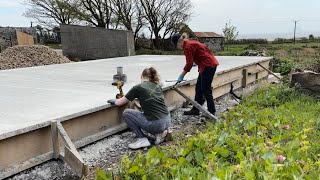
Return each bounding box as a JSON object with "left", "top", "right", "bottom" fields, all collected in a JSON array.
[{"left": 0, "top": 45, "right": 71, "bottom": 70}]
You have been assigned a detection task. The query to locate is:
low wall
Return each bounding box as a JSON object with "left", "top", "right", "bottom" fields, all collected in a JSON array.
[{"left": 60, "top": 25, "right": 135, "bottom": 60}]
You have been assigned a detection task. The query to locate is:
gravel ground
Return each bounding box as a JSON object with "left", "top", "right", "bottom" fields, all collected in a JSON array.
[
  {"left": 6, "top": 95, "right": 240, "bottom": 180},
  {"left": 0, "top": 45, "right": 71, "bottom": 70}
]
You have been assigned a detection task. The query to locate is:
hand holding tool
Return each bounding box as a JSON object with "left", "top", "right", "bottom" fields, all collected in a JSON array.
[{"left": 107, "top": 99, "right": 117, "bottom": 105}]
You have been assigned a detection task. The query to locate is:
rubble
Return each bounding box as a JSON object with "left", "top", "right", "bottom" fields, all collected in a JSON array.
[
  {"left": 0, "top": 45, "right": 71, "bottom": 70},
  {"left": 240, "top": 50, "right": 267, "bottom": 57}
]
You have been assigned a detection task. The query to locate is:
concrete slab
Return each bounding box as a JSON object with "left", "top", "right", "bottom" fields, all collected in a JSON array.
[{"left": 0, "top": 55, "right": 272, "bottom": 139}]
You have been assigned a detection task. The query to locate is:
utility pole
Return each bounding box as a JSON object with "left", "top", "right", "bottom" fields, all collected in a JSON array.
[{"left": 293, "top": 20, "right": 298, "bottom": 45}]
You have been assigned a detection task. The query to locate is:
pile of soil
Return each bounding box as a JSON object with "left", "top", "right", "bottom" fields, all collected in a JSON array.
[{"left": 0, "top": 45, "right": 71, "bottom": 70}]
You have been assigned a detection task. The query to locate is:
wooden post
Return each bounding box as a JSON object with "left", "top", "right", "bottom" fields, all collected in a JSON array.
[
  {"left": 57, "top": 122, "right": 77, "bottom": 151},
  {"left": 51, "top": 121, "right": 60, "bottom": 159},
  {"left": 56, "top": 122, "right": 90, "bottom": 177},
  {"left": 242, "top": 69, "right": 248, "bottom": 88},
  {"left": 257, "top": 63, "right": 281, "bottom": 80},
  {"left": 172, "top": 87, "right": 217, "bottom": 122}
]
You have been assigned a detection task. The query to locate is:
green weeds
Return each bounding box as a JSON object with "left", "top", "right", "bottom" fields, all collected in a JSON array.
[{"left": 96, "top": 84, "right": 320, "bottom": 179}]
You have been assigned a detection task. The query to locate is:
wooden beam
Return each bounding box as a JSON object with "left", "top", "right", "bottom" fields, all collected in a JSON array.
[
  {"left": 64, "top": 147, "right": 85, "bottom": 177},
  {"left": 57, "top": 122, "right": 90, "bottom": 177},
  {"left": 212, "top": 76, "right": 243, "bottom": 89},
  {"left": 258, "top": 63, "right": 281, "bottom": 80},
  {"left": 74, "top": 123, "right": 127, "bottom": 148},
  {"left": 0, "top": 152, "right": 53, "bottom": 179},
  {"left": 242, "top": 69, "right": 248, "bottom": 88},
  {"left": 57, "top": 122, "right": 77, "bottom": 151},
  {"left": 172, "top": 87, "right": 217, "bottom": 122},
  {"left": 51, "top": 121, "right": 60, "bottom": 159}
]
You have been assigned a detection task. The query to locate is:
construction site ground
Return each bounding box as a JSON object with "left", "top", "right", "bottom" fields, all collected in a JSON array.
[
  {"left": 6, "top": 95, "right": 241, "bottom": 180},
  {"left": 0, "top": 55, "right": 272, "bottom": 179}
]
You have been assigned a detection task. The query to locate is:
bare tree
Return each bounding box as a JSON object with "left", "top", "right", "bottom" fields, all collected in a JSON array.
[
  {"left": 139, "top": 0, "right": 192, "bottom": 48},
  {"left": 162, "top": 0, "right": 192, "bottom": 39},
  {"left": 72, "top": 0, "right": 114, "bottom": 28},
  {"left": 24, "top": 0, "right": 79, "bottom": 27},
  {"left": 111, "top": 0, "right": 146, "bottom": 42}
]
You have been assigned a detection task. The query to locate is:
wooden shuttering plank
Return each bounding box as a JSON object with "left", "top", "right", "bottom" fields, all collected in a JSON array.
[
  {"left": 172, "top": 87, "right": 217, "bottom": 122},
  {"left": 56, "top": 121, "right": 89, "bottom": 177}
]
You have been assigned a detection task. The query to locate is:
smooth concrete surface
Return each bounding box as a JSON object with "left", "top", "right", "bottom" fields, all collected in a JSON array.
[{"left": 0, "top": 55, "right": 272, "bottom": 139}]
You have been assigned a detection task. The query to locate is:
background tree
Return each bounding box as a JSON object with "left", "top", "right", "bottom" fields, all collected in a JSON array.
[
  {"left": 309, "top": 34, "right": 315, "bottom": 41},
  {"left": 139, "top": 0, "right": 192, "bottom": 49},
  {"left": 24, "top": 0, "right": 79, "bottom": 27},
  {"left": 72, "top": 0, "right": 114, "bottom": 28},
  {"left": 223, "top": 22, "right": 239, "bottom": 43},
  {"left": 161, "top": 0, "right": 192, "bottom": 39},
  {"left": 111, "top": 0, "right": 146, "bottom": 44}
]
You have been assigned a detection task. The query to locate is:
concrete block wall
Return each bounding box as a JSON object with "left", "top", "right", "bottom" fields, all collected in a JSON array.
[{"left": 60, "top": 25, "right": 135, "bottom": 60}]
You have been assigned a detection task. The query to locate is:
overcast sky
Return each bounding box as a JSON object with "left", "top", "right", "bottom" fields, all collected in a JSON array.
[{"left": 1, "top": 0, "right": 320, "bottom": 38}]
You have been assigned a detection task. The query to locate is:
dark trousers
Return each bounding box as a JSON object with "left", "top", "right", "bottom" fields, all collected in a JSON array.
[{"left": 194, "top": 67, "right": 217, "bottom": 114}]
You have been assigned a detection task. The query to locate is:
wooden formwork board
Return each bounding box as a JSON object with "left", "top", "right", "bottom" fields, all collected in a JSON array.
[
  {"left": 0, "top": 59, "right": 271, "bottom": 179},
  {"left": 16, "top": 31, "right": 34, "bottom": 45}
]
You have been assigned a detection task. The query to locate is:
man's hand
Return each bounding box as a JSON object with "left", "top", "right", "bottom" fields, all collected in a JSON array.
[
  {"left": 107, "top": 99, "right": 117, "bottom": 105},
  {"left": 177, "top": 75, "right": 184, "bottom": 83}
]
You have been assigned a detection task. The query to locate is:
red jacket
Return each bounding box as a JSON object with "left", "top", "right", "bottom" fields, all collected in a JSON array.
[{"left": 183, "top": 40, "right": 219, "bottom": 73}]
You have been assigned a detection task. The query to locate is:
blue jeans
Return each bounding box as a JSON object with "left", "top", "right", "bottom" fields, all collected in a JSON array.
[
  {"left": 122, "top": 109, "right": 171, "bottom": 138},
  {"left": 194, "top": 67, "right": 217, "bottom": 114}
]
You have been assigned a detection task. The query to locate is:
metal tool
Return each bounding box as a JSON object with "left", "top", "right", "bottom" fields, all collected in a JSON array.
[
  {"left": 112, "top": 67, "right": 127, "bottom": 99},
  {"left": 165, "top": 80, "right": 187, "bottom": 83},
  {"left": 171, "top": 82, "right": 218, "bottom": 122}
]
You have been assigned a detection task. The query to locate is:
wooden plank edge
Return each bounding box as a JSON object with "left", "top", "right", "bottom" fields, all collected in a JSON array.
[
  {"left": 74, "top": 123, "right": 128, "bottom": 148},
  {"left": 0, "top": 152, "right": 53, "bottom": 180}
]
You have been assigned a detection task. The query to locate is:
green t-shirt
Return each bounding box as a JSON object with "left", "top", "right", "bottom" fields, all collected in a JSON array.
[{"left": 125, "top": 81, "right": 169, "bottom": 121}]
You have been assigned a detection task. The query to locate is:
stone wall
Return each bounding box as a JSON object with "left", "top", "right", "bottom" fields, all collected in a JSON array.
[
  {"left": 291, "top": 71, "right": 320, "bottom": 97},
  {"left": 198, "top": 37, "right": 224, "bottom": 52},
  {"left": 60, "top": 24, "right": 135, "bottom": 60},
  {"left": 0, "top": 27, "right": 37, "bottom": 52}
]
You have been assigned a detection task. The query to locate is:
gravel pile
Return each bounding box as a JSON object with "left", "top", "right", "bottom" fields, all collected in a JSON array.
[{"left": 0, "top": 45, "right": 71, "bottom": 70}]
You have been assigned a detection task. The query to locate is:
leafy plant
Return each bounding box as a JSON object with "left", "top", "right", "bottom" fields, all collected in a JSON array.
[{"left": 96, "top": 84, "right": 320, "bottom": 179}]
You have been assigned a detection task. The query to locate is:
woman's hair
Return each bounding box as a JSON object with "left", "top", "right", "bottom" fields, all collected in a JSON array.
[
  {"left": 142, "top": 67, "right": 160, "bottom": 83},
  {"left": 177, "top": 33, "right": 188, "bottom": 44},
  {"left": 181, "top": 33, "right": 188, "bottom": 40}
]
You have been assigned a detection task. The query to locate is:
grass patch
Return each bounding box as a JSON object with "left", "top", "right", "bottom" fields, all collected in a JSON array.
[
  {"left": 45, "top": 43, "right": 62, "bottom": 49},
  {"left": 96, "top": 84, "right": 320, "bottom": 179}
]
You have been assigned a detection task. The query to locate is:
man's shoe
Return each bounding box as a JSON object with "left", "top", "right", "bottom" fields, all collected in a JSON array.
[
  {"left": 128, "top": 138, "right": 151, "bottom": 149},
  {"left": 183, "top": 108, "right": 200, "bottom": 116}
]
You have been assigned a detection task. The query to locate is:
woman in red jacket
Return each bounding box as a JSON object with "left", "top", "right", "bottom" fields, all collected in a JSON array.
[{"left": 171, "top": 33, "right": 219, "bottom": 116}]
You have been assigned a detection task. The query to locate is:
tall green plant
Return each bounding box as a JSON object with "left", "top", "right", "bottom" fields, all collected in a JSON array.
[{"left": 222, "top": 22, "right": 239, "bottom": 44}]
